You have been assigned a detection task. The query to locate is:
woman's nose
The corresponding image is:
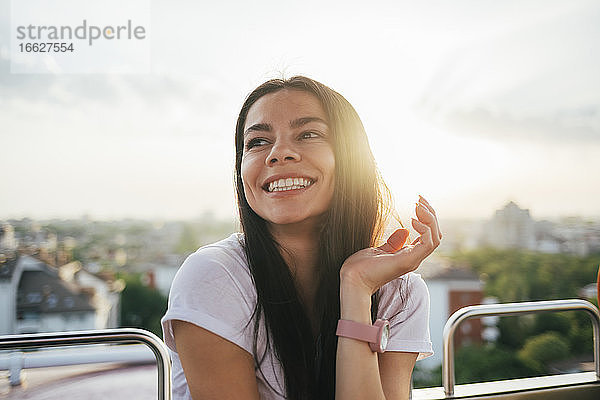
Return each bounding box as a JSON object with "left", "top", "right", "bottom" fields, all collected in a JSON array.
[{"left": 266, "top": 139, "right": 301, "bottom": 165}]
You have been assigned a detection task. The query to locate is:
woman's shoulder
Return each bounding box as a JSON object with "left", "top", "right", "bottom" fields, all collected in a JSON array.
[
  {"left": 172, "top": 232, "right": 251, "bottom": 291},
  {"left": 186, "top": 232, "right": 246, "bottom": 264},
  {"left": 406, "top": 271, "right": 428, "bottom": 296},
  {"left": 161, "top": 233, "right": 257, "bottom": 357}
]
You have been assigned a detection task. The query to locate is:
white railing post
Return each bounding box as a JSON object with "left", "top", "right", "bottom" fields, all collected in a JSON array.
[{"left": 8, "top": 351, "right": 23, "bottom": 386}]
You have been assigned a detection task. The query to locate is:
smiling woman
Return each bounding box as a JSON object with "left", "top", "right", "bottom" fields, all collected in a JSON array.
[
  {"left": 161, "top": 76, "right": 441, "bottom": 400},
  {"left": 241, "top": 89, "right": 335, "bottom": 227}
]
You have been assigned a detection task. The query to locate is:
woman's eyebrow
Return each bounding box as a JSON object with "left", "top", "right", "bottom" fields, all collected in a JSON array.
[
  {"left": 244, "top": 123, "right": 272, "bottom": 136},
  {"left": 290, "top": 117, "right": 328, "bottom": 129},
  {"left": 244, "top": 117, "right": 328, "bottom": 136}
]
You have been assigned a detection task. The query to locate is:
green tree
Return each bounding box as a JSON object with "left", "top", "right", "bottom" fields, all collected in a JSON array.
[
  {"left": 412, "top": 344, "right": 535, "bottom": 388},
  {"left": 567, "top": 310, "right": 594, "bottom": 354},
  {"left": 455, "top": 344, "right": 535, "bottom": 384},
  {"left": 532, "top": 312, "right": 571, "bottom": 337},
  {"left": 518, "top": 332, "right": 570, "bottom": 374},
  {"left": 452, "top": 249, "right": 600, "bottom": 303},
  {"left": 496, "top": 315, "right": 533, "bottom": 349},
  {"left": 119, "top": 273, "right": 167, "bottom": 337},
  {"left": 450, "top": 249, "right": 600, "bottom": 375}
]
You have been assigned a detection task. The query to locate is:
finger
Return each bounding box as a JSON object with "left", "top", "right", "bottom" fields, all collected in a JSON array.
[
  {"left": 419, "top": 195, "right": 443, "bottom": 240},
  {"left": 411, "top": 217, "right": 431, "bottom": 239},
  {"left": 378, "top": 219, "right": 431, "bottom": 280},
  {"left": 374, "top": 224, "right": 427, "bottom": 284},
  {"left": 416, "top": 202, "right": 441, "bottom": 245},
  {"left": 409, "top": 217, "right": 435, "bottom": 260},
  {"left": 377, "top": 228, "right": 409, "bottom": 253},
  {"left": 418, "top": 195, "right": 436, "bottom": 216}
]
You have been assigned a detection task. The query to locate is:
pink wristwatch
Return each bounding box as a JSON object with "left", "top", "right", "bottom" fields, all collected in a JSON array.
[{"left": 336, "top": 319, "right": 390, "bottom": 353}]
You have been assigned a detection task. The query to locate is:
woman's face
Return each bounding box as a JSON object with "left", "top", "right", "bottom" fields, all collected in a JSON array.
[{"left": 241, "top": 89, "right": 335, "bottom": 229}]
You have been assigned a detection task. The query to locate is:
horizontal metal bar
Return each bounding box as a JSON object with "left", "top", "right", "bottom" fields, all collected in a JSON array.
[
  {"left": 0, "top": 328, "right": 171, "bottom": 400},
  {"left": 0, "top": 344, "right": 155, "bottom": 369},
  {"left": 442, "top": 299, "right": 600, "bottom": 397}
]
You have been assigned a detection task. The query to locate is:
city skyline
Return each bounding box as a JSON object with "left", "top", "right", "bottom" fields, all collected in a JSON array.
[
  {"left": 1, "top": 0, "right": 599, "bottom": 221},
  {"left": 2, "top": 199, "right": 599, "bottom": 224}
]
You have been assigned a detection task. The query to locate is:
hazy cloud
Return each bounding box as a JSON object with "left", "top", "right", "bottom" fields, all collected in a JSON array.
[
  {"left": 443, "top": 107, "right": 600, "bottom": 143},
  {"left": 416, "top": 1, "right": 600, "bottom": 144}
]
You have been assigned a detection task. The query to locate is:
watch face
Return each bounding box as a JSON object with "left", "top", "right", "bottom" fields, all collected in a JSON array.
[{"left": 381, "top": 324, "right": 390, "bottom": 350}]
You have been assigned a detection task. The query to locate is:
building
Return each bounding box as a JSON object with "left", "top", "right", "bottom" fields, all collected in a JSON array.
[
  {"left": 481, "top": 201, "right": 536, "bottom": 250},
  {"left": 0, "top": 223, "right": 17, "bottom": 250},
  {"left": 480, "top": 202, "right": 600, "bottom": 256},
  {"left": 58, "top": 261, "right": 124, "bottom": 329},
  {"left": 0, "top": 254, "right": 122, "bottom": 335},
  {"left": 419, "top": 257, "right": 484, "bottom": 370}
]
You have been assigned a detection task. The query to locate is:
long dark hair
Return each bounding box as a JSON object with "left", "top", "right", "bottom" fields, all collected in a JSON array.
[{"left": 235, "top": 76, "right": 395, "bottom": 400}]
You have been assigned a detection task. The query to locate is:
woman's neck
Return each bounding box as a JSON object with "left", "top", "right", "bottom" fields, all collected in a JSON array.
[
  {"left": 268, "top": 220, "right": 321, "bottom": 320},
  {"left": 269, "top": 220, "right": 320, "bottom": 275}
]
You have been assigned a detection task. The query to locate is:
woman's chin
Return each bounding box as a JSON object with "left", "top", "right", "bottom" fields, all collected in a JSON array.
[
  {"left": 266, "top": 216, "right": 307, "bottom": 226},
  {"left": 264, "top": 212, "right": 323, "bottom": 229}
]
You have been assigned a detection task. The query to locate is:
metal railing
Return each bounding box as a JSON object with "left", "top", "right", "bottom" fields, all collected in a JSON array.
[
  {"left": 442, "top": 299, "right": 600, "bottom": 397},
  {"left": 0, "top": 328, "right": 171, "bottom": 400}
]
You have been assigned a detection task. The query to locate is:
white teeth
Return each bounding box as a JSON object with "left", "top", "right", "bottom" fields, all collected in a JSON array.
[{"left": 267, "top": 177, "right": 314, "bottom": 192}]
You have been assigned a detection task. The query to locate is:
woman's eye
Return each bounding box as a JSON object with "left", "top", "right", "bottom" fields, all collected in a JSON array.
[
  {"left": 245, "top": 138, "right": 269, "bottom": 149},
  {"left": 300, "top": 131, "right": 320, "bottom": 139}
]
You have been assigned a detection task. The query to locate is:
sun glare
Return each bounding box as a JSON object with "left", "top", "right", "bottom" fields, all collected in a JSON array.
[{"left": 370, "top": 113, "right": 511, "bottom": 220}]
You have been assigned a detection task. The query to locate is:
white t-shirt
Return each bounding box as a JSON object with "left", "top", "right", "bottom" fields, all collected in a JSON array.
[{"left": 161, "top": 233, "right": 433, "bottom": 400}]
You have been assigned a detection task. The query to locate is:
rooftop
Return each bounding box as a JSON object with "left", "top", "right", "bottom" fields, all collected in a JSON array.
[{"left": 17, "top": 263, "right": 95, "bottom": 314}]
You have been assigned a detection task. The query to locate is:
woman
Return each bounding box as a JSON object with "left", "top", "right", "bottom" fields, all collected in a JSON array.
[{"left": 161, "top": 76, "right": 441, "bottom": 400}]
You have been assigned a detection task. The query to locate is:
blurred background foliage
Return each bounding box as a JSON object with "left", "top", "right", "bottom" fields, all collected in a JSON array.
[{"left": 414, "top": 248, "right": 600, "bottom": 388}]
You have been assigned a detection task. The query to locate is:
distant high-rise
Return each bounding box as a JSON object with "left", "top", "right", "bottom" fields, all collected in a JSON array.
[
  {"left": 482, "top": 201, "right": 536, "bottom": 250},
  {"left": 0, "top": 223, "right": 17, "bottom": 251}
]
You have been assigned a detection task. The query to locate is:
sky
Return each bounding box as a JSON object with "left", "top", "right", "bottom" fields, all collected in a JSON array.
[{"left": 1, "top": 0, "right": 599, "bottom": 222}]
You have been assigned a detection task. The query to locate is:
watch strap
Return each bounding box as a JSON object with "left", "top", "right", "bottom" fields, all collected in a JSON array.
[{"left": 336, "top": 319, "right": 379, "bottom": 344}]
